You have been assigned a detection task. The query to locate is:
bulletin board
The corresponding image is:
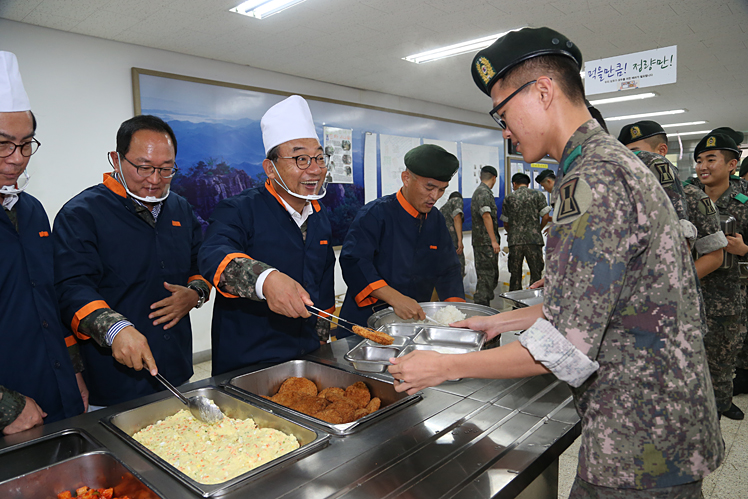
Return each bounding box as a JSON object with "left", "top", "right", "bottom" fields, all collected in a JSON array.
[
  {"left": 132, "top": 68, "right": 504, "bottom": 244},
  {"left": 505, "top": 155, "right": 559, "bottom": 207}
]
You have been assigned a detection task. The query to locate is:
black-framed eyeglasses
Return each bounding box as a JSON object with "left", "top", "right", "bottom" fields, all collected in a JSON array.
[
  {"left": 121, "top": 155, "right": 178, "bottom": 178},
  {"left": 278, "top": 154, "right": 330, "bottom": 170},
  {"left": 0, "top": 138, "right": 41, "bottom": 158},
  {"left": 489, "top": 80, "right": 537, "bottom": 130}
]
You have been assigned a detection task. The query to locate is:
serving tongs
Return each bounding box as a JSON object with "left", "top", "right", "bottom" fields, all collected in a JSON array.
[
  {"left": 306, "top": 305, "right": 394, "bottom": 345},
  {"left": 154, "top": 372, "right": 224, "bottom": 424}
]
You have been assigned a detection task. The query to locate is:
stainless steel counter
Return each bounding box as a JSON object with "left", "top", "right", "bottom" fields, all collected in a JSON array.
[{"left": 0, "top": 335, "right": 580, "bottom": 498}]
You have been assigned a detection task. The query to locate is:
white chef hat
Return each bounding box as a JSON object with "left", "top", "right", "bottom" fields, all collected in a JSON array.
[
  {"left": 261, "top": 95, "right": 319, "bottom": 155},
  {"left": 0, "top": 52, "right": 31, "bottom": 113}
]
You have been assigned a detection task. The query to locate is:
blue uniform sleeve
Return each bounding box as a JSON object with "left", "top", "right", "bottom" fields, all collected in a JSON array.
[
  {"left": 185, "top": 209, "right": 211, "bottom": 295},
  {"left": 340, "top": 207, "right": 388, "bottom": 307},
  {"left": 319, "top": 237, "right": 336, "bottom": 312},
  {"left": 433, "top": 213, "right": 466, "bottom": 302}
]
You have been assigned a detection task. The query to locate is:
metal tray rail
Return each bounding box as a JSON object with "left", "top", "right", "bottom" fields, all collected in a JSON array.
[
  {"left": 101, "top": 386, "right": 330, "bottom": 498},
  {"left": 224, "top": 360, "right": 421, "bottom": 436}
]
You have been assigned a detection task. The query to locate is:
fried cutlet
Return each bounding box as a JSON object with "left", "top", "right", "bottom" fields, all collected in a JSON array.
[
  {"left": 344, "top": 381, "right": 371, "bottom": 409},
  {"left": 351, "top": 325, "right": 394, "bottom": 345},
  {"left": 313, "top": 407, "right": 344, "bottom": 424},
  {"left": 318, "top": 387, "right": 345, "bottom": 399},
  {"left": 270, "top": 391, "right": 301, "bottom": 406},
  {"left": 277, "top": 377, "right": 318, "bottom": 397},
  {"left": 326, "top": 400, "right": 356, "bottom": 423},
  {"left": 289, "top": 394, "right": 329, "bottom": 416}
]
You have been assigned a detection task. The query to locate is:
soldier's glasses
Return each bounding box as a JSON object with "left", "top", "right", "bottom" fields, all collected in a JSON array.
[
  {"left": 278, "top": 154, "right": 331, "bottom": 170},
  {"left": 122, "top": 155, "right": 178, "bottom": 178},
  {"left": 0, "top": 138, "right": 41, "bottom": 158},
  {"left": 489, "top": 80, "right": 537, "bottom": 130}
]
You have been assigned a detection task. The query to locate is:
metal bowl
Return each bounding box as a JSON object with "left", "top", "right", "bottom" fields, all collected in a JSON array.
[{"left": 367, "top": 302, "right": 498, "bottom": 329}]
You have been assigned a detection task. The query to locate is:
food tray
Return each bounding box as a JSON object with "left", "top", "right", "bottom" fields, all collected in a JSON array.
[
  {"left": 498, "top": 288, "right": 544, "bottom": 308},
  {"left": 223, "top": 360, "right": 420, "bottom": 436},
  {"left": 367, "top": 302, "right": 498, "bottom": 329},
  {"left": 0, "top": 450, "right": 162, "bottom": 499},
  {"left": 0, "top": 428, "right": 103, "bottom": 482},
  {"left": 101, "top": 386, "right": 329, "bottom": 498},
  {"left": 412, "top": 327, "right": 485, "bottom": 349}
]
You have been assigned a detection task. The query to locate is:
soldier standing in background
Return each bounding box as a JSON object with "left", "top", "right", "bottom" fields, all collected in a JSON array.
[
  {"left": 535, "top": 169, "right": 555, "bottom": 193},
  {"left": 501, "top": 172, "right": 551, "bottom": 290},
  {"left": 470, "top": 165, "right": 500, "bottom": 306},
  {"left": 440, "top": 191, "right": 465, "bottom": 276}
]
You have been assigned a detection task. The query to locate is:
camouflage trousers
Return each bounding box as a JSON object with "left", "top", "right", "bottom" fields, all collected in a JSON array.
[
  {"left": 735, "top": 285, "right": 748, "bottom": 370},
  {"left": 704, "top": 313, "right": 748, "bottom": 412},
  {"left": 472, "top": 243, "right": 498, "bottom": 306},
  {"left": 568, "top": 475, "right": 703, "bottom": 499},
  {"left": 508, "top": 244, "right": 544, "bottom": 291}
]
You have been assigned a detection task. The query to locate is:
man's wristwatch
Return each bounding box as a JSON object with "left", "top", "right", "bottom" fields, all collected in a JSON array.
[{"left": 189, "top": 284, "right": 207, "bottom": 309}]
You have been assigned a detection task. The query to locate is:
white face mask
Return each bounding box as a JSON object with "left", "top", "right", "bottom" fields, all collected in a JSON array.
[
  {"left": 270, "top": 161, "right": 328, "bottom": 201},
  {"left": 110, "top": 152, "right": 170, "bottom": 203},
  {"left": 0, "top": 169, "right": 30, "bottom": 195}
]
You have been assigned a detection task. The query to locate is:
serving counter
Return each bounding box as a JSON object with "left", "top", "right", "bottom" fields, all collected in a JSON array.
[{"left": 0, "top": 334, "right": 580, "bottom": 499}]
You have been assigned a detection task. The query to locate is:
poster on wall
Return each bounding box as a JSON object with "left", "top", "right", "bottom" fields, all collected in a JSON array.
[
  {"left": 461, "top": 143, "right": 500, "bottom": 198},
  {"left": 380, "top": 134, "right": 421, "bottom": 196},
  {"left": 323, "top": 126, "right": 353, "bottom": 184},
  {"left": 423, "top": 138, "right": 459, "bottom": 210}
]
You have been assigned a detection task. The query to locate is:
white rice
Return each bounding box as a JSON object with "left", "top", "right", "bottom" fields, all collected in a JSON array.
[{"left": 432, "top": 305, "right": 466, "bottom": 326}]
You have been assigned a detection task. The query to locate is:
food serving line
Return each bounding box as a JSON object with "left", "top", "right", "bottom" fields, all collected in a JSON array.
[{"left": 0, "top": 296, "right": 580, "bottom": 499}]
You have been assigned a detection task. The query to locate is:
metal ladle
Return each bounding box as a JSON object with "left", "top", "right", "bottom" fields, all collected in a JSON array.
[{"left": 154, "top": 373, "right": 224, "bottom": 424}]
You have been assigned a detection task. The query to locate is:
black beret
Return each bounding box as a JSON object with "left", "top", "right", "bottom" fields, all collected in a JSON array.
[
  {"left": 448, "top": 191, "right": 462, "bottom": 200},
  {"left": 740, "top": 157, "right": 748, "bottom": 178},
  {"left": 480, "top": 165, "right": 498, "bottom": 177},
  {"left": 709, "top": 127, "right": 744, "bottom": 146},
  {"left": 471, "top": 27, "right": 583, "bottom": 96},
  {"left": 694, "top": 133, "right": 740, "bottom": 160},
  {"left": 535, "top": 169, "right": 556, "bottom": 183},
  {"left": 404, "top": 144, "right": 459, "bottom": 182},
  {"left": 617, "top": 120, "right": 666, "bottom": 145},
  {"left": 511, "top": 172, "right": 531, "bottom": 184}
]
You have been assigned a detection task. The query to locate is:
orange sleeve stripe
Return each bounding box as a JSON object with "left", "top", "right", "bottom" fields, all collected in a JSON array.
[
  {"left": 71, "top": 300, "right": 110, "bottom": 340},
  {"left": 188, "top": 274, "right": 213, "bottom": 291},
  {"left": 444, "top": 297, "right": 466, "bottom": 303},
  {"left": 429, "top": 245, "right": 437, "bottom": 249},
  {"left": 320, "top": 240, "right": 328, "bottom": 245},
  {"left": 214, "top": 253, "right": 252, "bottom": 299},
  {"left": 355, "top": 279, "right": 387, "bottom": 307},
  {"left": 65, "top": 335, "right": 77, "bottom": 347}
]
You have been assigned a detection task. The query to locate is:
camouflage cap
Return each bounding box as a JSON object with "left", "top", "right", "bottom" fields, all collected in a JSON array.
[
  {"left": 617, "top": 120, "right": 666, "bottom": 145},
  {"left": 740, "top": 157, "right": 748, "bottom": 178},
  {"left": 709, "top": 127, "right": 744, "bottom": 146},
  {"left": 694, "top": 133, "right": 740, "bottom": 160},
  {"left": 480, "top": 165, "right": 498, "bottom": 178},
  {"left": 471, "top": 27, "right": 583, "bottom": 96},
  {"left": 404, "top": 144, "right": 459, "bottom": 182},
  {"left": 535, "top": 169, "right": 556, "bottom": 183}
]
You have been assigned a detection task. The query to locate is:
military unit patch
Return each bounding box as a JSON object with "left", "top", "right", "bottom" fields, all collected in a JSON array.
[
  {"left": 706, "top": 136, "right": 717, "bottom": 147},
  {"left": 652, "top": 160, "right": 675, "bottom": 186},
  {"left": 553, "top": 177, "right": 593, "bottom": 224},
  {"left": 476, "top": 57, "right": 495, "bottom": 86},
  {"left": 630, "top": 126, "right": 642, "bottom": 140},
  {"left": 698, "top": 197, "right": 717, "bottom": 216}
]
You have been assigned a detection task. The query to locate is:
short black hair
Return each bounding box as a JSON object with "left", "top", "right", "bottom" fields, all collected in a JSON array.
[
  {"left": 116, "top": 115, "right": 177, "bottom": 156},
  {"left": 480, "top": 170, "right": 495, "bottom": 181},
  {"left": 266, "top": 145, "right": 281, "bottom": 162},
  {"left": 448, "top": 191, "right": 462, "bottom": 200},
  {"left": 587, "top": 105, "right": 609, "bottom": 133},
  {"left": 502, "top": 55, "right": 585, "bottom": 106},
  {"left": 722, "top": 149, "right": 740, "bottom": 163},
  {"left": 512, "top": 173, "right": 531, "bottom": 185},
  {"left": 30, "top": 111, "right": 37, "bottom": 132}
]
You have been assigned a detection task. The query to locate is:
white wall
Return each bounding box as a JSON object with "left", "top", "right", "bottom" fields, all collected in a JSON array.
[{"left": 0, "top": 19, "right": 494, "bottom": 355}]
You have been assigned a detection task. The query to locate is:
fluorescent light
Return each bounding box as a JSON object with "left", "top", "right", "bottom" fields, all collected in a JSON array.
[
  {"left": 660, "top": 121, "right": 707, "bottom": 128},
  {"left": 669, "top": 130, "right": 711, "bottom": 138},
  {"left": 607, "top": 109, "right": 686, "bottom": 122},
  {"left": 588, "top": 93, "right": 656, "bottom": 106},
  {"left": 403, "top": 29, "right": 522, "bottom": 64},
  {"left": 230, "top": 0, "right": 307, "bottom": 19}
]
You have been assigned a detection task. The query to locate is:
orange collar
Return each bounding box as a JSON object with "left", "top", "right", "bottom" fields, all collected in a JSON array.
[
  {"left": 103, "top": 172, "right": 127, "bottom": 198},
  {"left": 396, "top": 188, "right": 423, "bottom": 219},
  {"left": 265, "top": 179, "right": 320, "bottom": 212}
]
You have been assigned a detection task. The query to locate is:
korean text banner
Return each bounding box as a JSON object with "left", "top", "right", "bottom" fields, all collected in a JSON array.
[{"left": 584, "top": 45, "right": 677, "bottom": 95}]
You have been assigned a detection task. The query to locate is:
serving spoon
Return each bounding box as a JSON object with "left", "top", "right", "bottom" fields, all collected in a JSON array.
[{"left": 154, "top": 372, "right": 224, "bottom": 424}]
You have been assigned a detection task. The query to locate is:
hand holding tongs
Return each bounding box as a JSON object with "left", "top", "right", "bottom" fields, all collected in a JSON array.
[{"left": 306, "top": 305, "right": 394, "bottom": 345}]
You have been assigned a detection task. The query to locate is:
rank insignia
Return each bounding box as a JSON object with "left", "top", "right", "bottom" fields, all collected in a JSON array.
[
  {"left": 698, "top": 197, "right": 717, "bottom": 216},
  {"left": 706, "top": 136, "right": 716, "bottom": 147},
  {"left": 476, "top": 57, "right": 495, "bottom": 86},
  {"left": 553, "top": 177, "right": 592, "bottom": 224},
  {"left": 630, "top": 126, "right": 642, "bottom": 140},
  {"left": 652, "top": 160, "right": 674, "bottom": 186}
]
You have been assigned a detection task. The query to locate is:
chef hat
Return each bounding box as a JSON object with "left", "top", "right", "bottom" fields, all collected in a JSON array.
[
  {"left": 0, "top": 52, "right": 31, "bottom": 113},
  {"left": 261, "top": 95, "right": 319, "bottom": 155}
]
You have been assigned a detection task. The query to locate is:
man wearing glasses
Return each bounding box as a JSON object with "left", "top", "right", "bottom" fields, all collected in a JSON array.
[
  {"left": 199, "top": 95, "right": 336, "bottom": 376},
  {"left": 53, "top": 115, "right": 210, "bottom": 408},
  {"left": 0, "top": 51, "right": 84, "bottom": 434}
]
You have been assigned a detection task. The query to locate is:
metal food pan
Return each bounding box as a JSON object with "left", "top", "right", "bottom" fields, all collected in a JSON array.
[
  {"left": 101, "top": 386, "right": 329, "bottom": 498},
  {"left": 0, "top": 450, "right": 162, "bottom": 499},
  {"left": 224, "top": 360, "right": 420, "bottom": 436},
  {"left": 413, "top": 326, "right": 485, "bottom": 349},
  {"left": 344, "top": 342, "right": 403, "bottom": 373},
  {"left": 368, "top": 302, "right": 498, "bottom": 329},
  {"left": 0, "top": 428, "right": 103, "bottom": 482},
  {"left": 398, "top": 344, "right": 478, "bottom": 356}
]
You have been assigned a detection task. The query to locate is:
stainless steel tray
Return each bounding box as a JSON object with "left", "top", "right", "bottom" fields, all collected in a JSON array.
[
  {"left": 377, "top": 323, "right": 424, "bottom": 337},
  {"left": 223, "top": 360, "right": 420, "bottom": 436},
  {"left": 367, "top": 302, "right": 498, "bottom": 329},
  {"left": 498, "top": 288, "right": 544, "bottom": 307},
  {"left": 101, "top": 386, "right": 329, "bottom": 498},
  {"left": 412, "top": 327, "right": 485, "bottom": 349},
  {"left": 345, "top": 342, "right": 404, "bottom": 373},
  {"left": 0, "top": 428, "right": 103, "bottom": 482},
  {"left": 398, "top": 344, "right": 479, "bottom": 355},
  {"left": 0, "top": 450, "right": 162, "bottom": 498}
]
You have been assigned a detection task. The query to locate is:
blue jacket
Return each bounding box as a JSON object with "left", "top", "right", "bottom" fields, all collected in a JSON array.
[
  {"left": 54, "top": 174, "right": 207, "bottom": 406},
  {"left": 199, "top": 181, "right": 335, "bottom": 376},
  {"left": 0, "top": 193, "right": 83, "bottom": 423},
  {"left": 340, "top": 189, "right": 465, "bottom": 326}
]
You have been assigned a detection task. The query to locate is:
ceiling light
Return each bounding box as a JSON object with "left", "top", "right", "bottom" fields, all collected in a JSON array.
[
  {"left": 230, "top": 0, "right": 307, "bottom": 19},
  {"left": 607, "top": 109, "right": 686, "bottom": 122},
  {"left": 588, "top": 93, "right": 656, "bottom": 106},
  {"left": 660, "top": 121, "right": 707, "bottom": 128},
  {"left": 403, "top": 29, "right": 522, "bottom": 64},
  {"left": 669, "top": 130, "right": 711, "bottom": 137}
]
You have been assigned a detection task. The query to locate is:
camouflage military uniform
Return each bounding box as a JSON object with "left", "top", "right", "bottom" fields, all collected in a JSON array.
[
  {"left": 440, "top": 196, "right": 466, "bottom": 276},
  {"left": 471, "top": 182, "right": 500, "bottom": 306},
  {"left": 525, "top": 120, "right": 722, "bottom": 489},
  {"left": 501, "top": 186, "right": 550, "bottom": 290},
  {"left": 687, "top": 180, "right": 748, "bottom": 413}
]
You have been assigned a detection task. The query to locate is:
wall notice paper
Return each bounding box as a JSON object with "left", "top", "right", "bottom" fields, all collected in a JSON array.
[
  {"left": 380, "top": 134, "right": 421, "bottom": 196},
  {"left": 323, "top": 126, "right": 353, "bottom": 184},
  {"left": 461, "top": 143, "right": 500, "bottom": 198},
  {"left": 423, "top": 138, "right": 459, "bottom": 210},
  {"left": 363, "top": 132, "right": 378, "bottom": 204},
  {"left": 584, "top": 45, "right": 677, "bottom": 95}
]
